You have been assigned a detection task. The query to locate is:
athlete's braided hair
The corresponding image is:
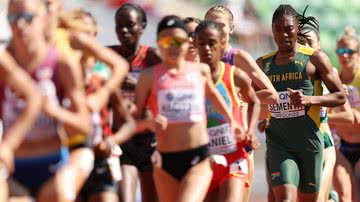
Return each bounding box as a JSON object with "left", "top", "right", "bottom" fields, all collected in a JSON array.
[
  {"left": 115, "top": 3, "right": 147, "bottom": 29},
  {"left": 195, "top": 20, "right": 226, "bottom": 40},
  {"left": 272, "top": 5, "right": 319, "bottom": 43},
  {"left": 205, "top": 5, "right": 234, "bottom": 25},
  {"left": 338, "top": 26, "right": 359, "bottom": 51}
]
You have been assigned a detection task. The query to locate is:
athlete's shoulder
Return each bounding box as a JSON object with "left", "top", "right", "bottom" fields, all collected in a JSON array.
[
  {"left": 261, "top": 51, "right": 277, "bottom": 60},
  {"left": 144, "top": 46, "right": 161, "bottom": 66},
  {"left": 298, "top": 45, "right": 315, "bottom": 56}
]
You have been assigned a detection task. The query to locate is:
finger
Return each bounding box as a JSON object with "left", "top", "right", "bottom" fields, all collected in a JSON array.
[{"left": 287, "top": 88, "right": 296, "bottom": 94}]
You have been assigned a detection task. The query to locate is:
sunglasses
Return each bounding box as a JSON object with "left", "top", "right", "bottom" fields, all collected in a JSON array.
[
  {"left": 336, "top": 48, "right": 357, "bottom": 56},
  {"left": 8, "top": 12, "right": 36, "bottom": 24},
  {"left": 158, "top": 36, "right": 187, "bottom": 49}
]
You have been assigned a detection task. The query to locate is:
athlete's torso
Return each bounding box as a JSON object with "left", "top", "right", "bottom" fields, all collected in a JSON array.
[{"left": 262, "top": 45, "right": 323, "bottom": 152}]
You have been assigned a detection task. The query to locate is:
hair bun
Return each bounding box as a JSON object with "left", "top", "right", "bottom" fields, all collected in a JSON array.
[{"left": 344, "top": 25, "right": 357, "bottom": 37}]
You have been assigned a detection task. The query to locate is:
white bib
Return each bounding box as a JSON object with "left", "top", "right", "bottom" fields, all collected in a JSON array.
[
  {"left": 268, "top": 91, "right": 305, "bottom": 119},
  {"left": 208, "top": 123, "right": 237, "bottom": 155}
]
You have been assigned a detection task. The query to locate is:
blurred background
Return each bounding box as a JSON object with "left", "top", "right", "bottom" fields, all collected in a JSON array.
[{"left": 1, "top": 0, "right": 360, "bottom": 201}]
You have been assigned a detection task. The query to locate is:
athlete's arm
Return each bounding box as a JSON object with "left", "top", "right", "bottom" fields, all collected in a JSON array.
[
  {"left": 45, "top": 54, "right": 91, "bottom": 135},
  {"left": 308, "top": 51, "right": 346, "bottom": 107},
  {"left": 0, "top": 51, "right": 42, "bottom": 172},
  {"left": 255, "top": 57, "right": 278, "bottom": 104},
  {"left": 0, "top": 51, "right": 42, "bottom": 151},
  {"left": 233, "top": 68, "right": 260, "bottom": 137},
  {"left": 70, "top": 32, "right": 130, "bottom": 112},
  {"left": 328, "top": 100, "right": 354, "bottom": 125},
  {"left": 233, "top": 50, "right": 277, "bottom": 104},
  {"left": 108, "top": 91, "right": 136, "bottom": 145},
  {"left": 145, "top": 47, "right": 162, "bottom": 66}
]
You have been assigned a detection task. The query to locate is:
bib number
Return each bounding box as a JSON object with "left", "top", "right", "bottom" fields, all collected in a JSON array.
[
  {"left": 268, "top": 91, "right": 305, "bottom": 119},
  {"left": 208, "top": 123, "right": 237, "bottom": 155}
]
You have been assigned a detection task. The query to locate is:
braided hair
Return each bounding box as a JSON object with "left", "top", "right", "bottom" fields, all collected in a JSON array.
[
  {"left": 272, "top": 5, "right": 319, "bottom": 43},
  {"left": 115, "top": 3, "right": 147, "bottom": 29}
]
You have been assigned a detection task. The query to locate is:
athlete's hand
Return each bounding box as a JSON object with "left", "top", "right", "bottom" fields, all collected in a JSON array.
[
  {"left": 122, "top": 74, "right": 137, "bottom": 91},
  {"left": 154, "top": 114, "right": 168, "bottom": 131},
  {"left": 0, "top": 143, "right": 14, "bottom": 173},
  {"left": 247, "top": 133, "right": 261, "bottom": 150},
  {"left": 257, "top": 119, "right": 269, "bottom": 133},
  {"left": 287, "top": 88, "right": 311, "bottom": 107},
  {"left": 232, "top": 121, "right": 246, "bottom": 143},
  {"left": 94, "top": 137, "right": 115, "bottom": 158},
  {"left": 342, "top": 85, "right": 349, "bottom": 96}
]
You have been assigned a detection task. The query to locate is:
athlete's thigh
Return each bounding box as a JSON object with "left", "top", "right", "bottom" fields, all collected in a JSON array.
[
  {"left": 153, "top": 167, "right": 180, "bottom": 202},
  {"left": 177, "top": 159, "right": 213, "bottom": 202},
  {"left": 298, "top": 150, "right": 323, "bottom": 194},
  {"left": 333, "top": 149, "right": 353, "bottom": 202},
  {"left": 119, "top": 165, "right": 138, "bottom": 202},
  {"left": 218, "top": 177, "right": 246, "bottom": 202},
  {"left": 266, "top": 146, "right": 300, "bottom": 188},
  {"left": 139, "top": 171, "right": 157, "bottom": 202},
  {"left": 88, "top": 192, "right": 119, "bottom": 202}
]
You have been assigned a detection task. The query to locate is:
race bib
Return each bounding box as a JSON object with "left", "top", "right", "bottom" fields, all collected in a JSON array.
[
  {"left": 347, "top": 85, "right": 360, "bottom": 108},
  {"left": 320, "top": 106, "right": 327, "bottom": 118},
  {"left": 208, "top": 123, "right": 237, "bottom": 155},
  {"left": 229, "top": 158, "right": 248, "bottom": 175},
  {"left": 158, "top": 89, "right": 203, "bottom": 122},
  {"left": 268, "top": 91, "right": 305, "bottom": 119}
]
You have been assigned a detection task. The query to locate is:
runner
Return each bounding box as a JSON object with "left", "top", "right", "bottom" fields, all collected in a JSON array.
[
  {"left": 183, "top": 17, "right": 201, "bottom": 62},
  {"left": 193, "top": 20, "right": 260, "bottom": 202},
  {"left": 258, "top": 5, "right": 345, "bottom": 202},
  {"left": 0, "top": 50, "right": 42, "bottom": 202},
  {"left": 204, "top": 6, "right": 278, "bottom": 201},
  {"left": 329, "top": 26, "right": 360, "bottom": 202},
  {"left": 58, "top": 9, "right": 132, "bottom": 202},
  {"left": 135, "top": 15, "right": 243, "bottom": 202},
  {"left": 6, "top": 0, "right": 91, "bottom": 201},
  {"left": 109, "top": 3, "right": 161, "bottom": 202}
]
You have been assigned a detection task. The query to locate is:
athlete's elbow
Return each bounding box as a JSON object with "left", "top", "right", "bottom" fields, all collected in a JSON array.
[{"left": 336, "top": 91, "right": 346, "bottom": 106}]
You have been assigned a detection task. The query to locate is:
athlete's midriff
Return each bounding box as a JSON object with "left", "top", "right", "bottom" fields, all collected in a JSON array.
[
  {"left": 335, "top": 126, "right": 360, "bottom": 143},
  {"left": 14, "top": 136, "right": 62, "bottom": 157},
  {"left": 156, "top": 122, "right": 209, "bottom": 152}
]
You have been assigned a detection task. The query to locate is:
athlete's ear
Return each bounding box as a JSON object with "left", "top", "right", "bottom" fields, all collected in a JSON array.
[{"left": 229, "top": 22, "right": 234, "bottom": 34}]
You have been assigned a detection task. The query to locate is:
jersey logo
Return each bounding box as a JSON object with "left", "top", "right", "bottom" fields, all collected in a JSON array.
[
  {"left": 264, "top": 62, "right": 271, "bottom": 73},
  {"left": 295, "top": 60, "right": 304, "bottom": 67}
]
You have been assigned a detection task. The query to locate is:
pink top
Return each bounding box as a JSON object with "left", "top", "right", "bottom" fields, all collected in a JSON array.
[{"left": 148, "top": 61, "right": 206, "bottom": 123}]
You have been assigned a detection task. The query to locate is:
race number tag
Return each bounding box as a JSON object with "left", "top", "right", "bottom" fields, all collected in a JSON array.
[
  {"left": 268, "top": 91, "right": 305, "bottom": 119},
  {"left": 229, "top": 158, "right": 248, "bottom": 175},
  {"left": 158, "top": 89, "right": 203, "bottom": 122},
  {"left": 208, "top": 123, "right": 237, "bottom": 155},
  {"left": 319, "top": 106, "right": 327, "bottom": 118},
  {"left": 347, "top": 85, "right": 360, "bottom": 108},
  {"left": 107, "top": 145, "right": 122, "bottom": 181}
]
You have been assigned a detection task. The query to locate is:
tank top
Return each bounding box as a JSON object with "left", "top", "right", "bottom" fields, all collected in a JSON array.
[
  {"left": 122, "top": 45, "right": 152, "bottom": 102},
  {"left": 206, "top": 62, "right": 244, "bottom": 155},
  {"left": 261, "top": 45, "right": 323, "bottom": 152},
  {"left": 1, "top": 47, "right": 62, "bottom": 141},
  {"left": 221, "top": 47, "right": 236, "bottom": 65},
  {"left": 148, "top": 62, "right": 206, "bottom": 123},
  {"left": 346, "top": 66, "right": 360, "bottom": 111}
]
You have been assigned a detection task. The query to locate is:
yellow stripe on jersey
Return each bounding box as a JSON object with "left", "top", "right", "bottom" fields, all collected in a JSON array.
[
  {"left": 262, "top": 51, "right": 277, "bottom": 60},
  {"left": 298, "top": 45, "right": 315, "bottom": 56},
  {"left": 215, "top": 62, "right": 225, "bottom": 85},
  {"left": 307, "top": 79, "right": 323, "bottom": 127},
  {"left": 230, "top": 66, "right": 241, "bottom": 106}
]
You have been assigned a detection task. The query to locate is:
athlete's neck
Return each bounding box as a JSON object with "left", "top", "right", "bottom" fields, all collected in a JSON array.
[
  {"left": 277, "top": 43, "right": 299, "bottom": 58},
  {"left": 9, "top": 38, "right": 48, "bottom": 72},
  {"left": 224, "top": 44, "right": 232, "bottom": 54},
  {"left": 340, "top": 65, "right": 359, "bottom": 84},
  {"left": 209, "top": 61, "right": 222, "bottom": 83},
  {"left": 163, "top": 59, "right": 186, "bottom": 73},
  {"left": 118, "top": 43, "right": 140, "bottom": 62}
]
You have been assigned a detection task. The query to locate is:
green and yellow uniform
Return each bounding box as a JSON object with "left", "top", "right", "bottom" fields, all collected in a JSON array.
[{"left": 261, "top": 45, "right": 323, "bottom": 193}]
